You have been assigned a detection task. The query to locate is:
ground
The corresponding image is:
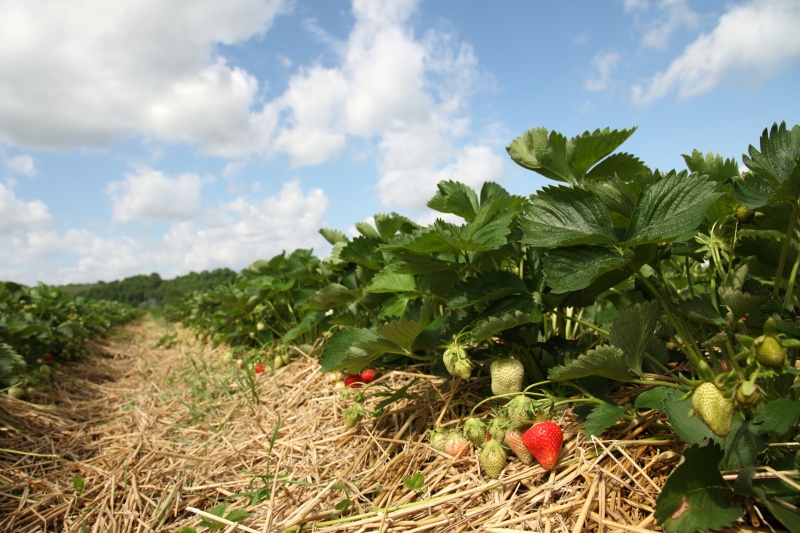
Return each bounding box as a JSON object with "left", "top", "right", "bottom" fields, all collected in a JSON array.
[{"left": 1, "top": 318, "right": 750, "bottom": 532}]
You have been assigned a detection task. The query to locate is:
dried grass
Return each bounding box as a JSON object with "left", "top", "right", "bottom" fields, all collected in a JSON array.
[{"left": 0, "top": 319, "right": 779, "bottom": 532}]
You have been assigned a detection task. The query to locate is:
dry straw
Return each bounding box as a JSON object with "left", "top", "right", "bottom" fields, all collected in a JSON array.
[{"left": 0, "top": 320, "right": 775, "bottom": 532}]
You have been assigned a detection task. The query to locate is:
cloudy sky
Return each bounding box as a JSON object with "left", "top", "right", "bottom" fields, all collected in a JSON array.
[{"left": 1, "top": 0, "right": 799, "bottom": 286}]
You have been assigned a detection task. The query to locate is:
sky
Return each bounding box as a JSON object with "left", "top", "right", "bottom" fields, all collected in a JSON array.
[{"left": 1, "top": 0, "right": 799, "bottom": 286}]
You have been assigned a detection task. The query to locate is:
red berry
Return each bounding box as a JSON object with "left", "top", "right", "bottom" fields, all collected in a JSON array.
[
  {"left": 360, "top": 369, "right": 377, "bottom": 383},
  {"left": 254, "top": 363, "right": 265, "bottom": 373},
  {"left": 522, "top": 421, "right": 563, "bottom": 471},
  {"left": 42, "top": 353, "right": 53, "bottom": 363},
  {"left": 343, "top": 374, "right": 363, "bottom": 388}
]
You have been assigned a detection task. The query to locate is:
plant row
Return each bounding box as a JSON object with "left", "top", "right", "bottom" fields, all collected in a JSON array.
[{"left": 165, "top": 122, "right": 800, "bottom": 533}]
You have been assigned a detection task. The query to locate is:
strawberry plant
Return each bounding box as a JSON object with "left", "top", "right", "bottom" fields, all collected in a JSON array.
[{"left": 166, "top": 121, "right": 800, "bottom": 532}]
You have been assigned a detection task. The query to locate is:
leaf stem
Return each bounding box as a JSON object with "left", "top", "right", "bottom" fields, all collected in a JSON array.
[{"left": 775, "top": 199, "right": 800, "bottom": 302}]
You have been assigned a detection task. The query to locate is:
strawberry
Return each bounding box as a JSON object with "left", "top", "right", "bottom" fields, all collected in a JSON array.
[
  {"left": 360, "top": 369, "right": 377, "bottom": 383},
  {"left": 343, "top": 405, "right": 366, "bottom": 428},
  {"left": 504, "top": 428, "right": 534, "bottom": 465},
  {"left": 522, "top": 421, "right": 563, "bottom": 471},
  {"left": 490, "top": 357, "right": 524, "bottom": 396},
  {"left": 443, "top": 341, "right": 472, "bottom": 379},
  {"left": 254, "top": 363, "right": 265, "bottom": 373},
  {"left": 486, "top": 415, "right": 509, "bottom": 443},
  {"left": 506, "top": 394, "right": 535, "bottom": 428},
  {"left": 42, "top": 353, "right": 53, "bottom": 363},
  {"left": 479, "top": 439, "right": 507, "bottom": 479},
  {"left": 754, "top": 335, "right": 787, "bottom": 368},
  {"left": 463, "top": 417, "right": 487, "bottom": 447},
  {"left": 343, "top": 374, "right": 363, "bottom": 388},
  {"left": 427, "top": 428, "right": 449, "bottom": 452},
  {"left": 735, "top": 380, "right": 761, "bottom": 408},
  {"left": 444, "top": 431, "right": 470, "bottom": 458},
  {"left": 734, "top": 205, "right": 755, "bottom": 223},
  {"left": 692, "top": 382, "right": 734, "bottom": 437}
]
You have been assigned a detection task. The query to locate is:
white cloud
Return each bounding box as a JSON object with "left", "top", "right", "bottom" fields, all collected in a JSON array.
[
  {"left": 585, "top": 51, "right": 621, "bottom": 91},
  {"left": 0, "top": 183, "right": 51, "bottom": 235},
  {"left": 275, "top": 0, "right": 502, "bottom": 212},
  {"left": 4, "top": 155, "right": 36, "bottom": 176},
  {"left": 633, "top": 0, "right": 800, "bottom": 105},
  {"left": 0, "top": 0, "right": 288, "bottom": 151},
  {"left": 107, "top": 170, "right": 204, "bottom": 223},
  {"left": 638, "top": 0, "right": 699, "bottom": 49}
]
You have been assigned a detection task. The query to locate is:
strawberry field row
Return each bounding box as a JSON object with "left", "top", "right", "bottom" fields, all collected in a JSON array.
[{"left": 162, "top": 122, "right": 800, "bottom": 533}]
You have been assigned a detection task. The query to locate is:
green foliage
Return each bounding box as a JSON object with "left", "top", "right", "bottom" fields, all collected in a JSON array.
[{"left": 162, "top": 121, "right": 800, "bottom": 532}]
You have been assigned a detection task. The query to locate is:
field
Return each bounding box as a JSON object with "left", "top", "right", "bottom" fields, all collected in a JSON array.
[{"left": 0, "top": 318, "right": 703, "bottom": 533}]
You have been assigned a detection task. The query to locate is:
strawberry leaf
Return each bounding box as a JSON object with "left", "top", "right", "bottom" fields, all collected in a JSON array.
[
  {"left": 365, "top": 264, "right": 417, "bottom": 293},
  {"left": 340, "top": 236, "right": 383, "bottom": 269},
  {"left": 307, "top": 283, "right": 359, "bottom": 310},
  {"left": 447, "top": 271, "right": 530, "bottom": 309},
  {"left": 623, "top": 173, "right": 720, "bottom": 246},
  {"left": 569, "top": 127, "right": 638, "bottom": 178},
  {"left": 319, "top": 228, "right": 348, "bottom": 245},
  {"left": 740, "top": 121, "right": 800, "bottom": 207},
  {"left": 373, "top": 212, "right": 418, "bottom": 241},
  {"left": 682, "top": 150, "right": 740, "bottom": 183},
  {"left": 583, "top": 402, "right": 626, "bottom": 436},
  {"left": 375, "top": 318, "right": 428, "bottom": 354},
  {"left": 548, "top": 344, "right": 633, "bottom": 382},
  {"left": 753, "top": 398, "right": 800, "bottom": 435},
  {"left": 427, "top": 180, "right": 480, "bottom": 220},
  {"left": 608, "top": 300, "right": 660, "bottom": 378},
  {"left": 354, "top": 220, "right": 381, "bottom": 239},
  {"left": 543, "top": 246, "right": 632, "bottom": 293},
  {"left": 585, "top": 152, "right": 648, "bottom": 181},
  {"left": 319, "top": 328, "right": 385, "bottom": 373},
  {"left": 520, "top": 185, "right": 617, "bottom": 248},
  {"left": 654, "top": 443, "right": 740, "bottom": 533},
  {"left": 470, "top": 309, "right": 534, "bottom": 344}
]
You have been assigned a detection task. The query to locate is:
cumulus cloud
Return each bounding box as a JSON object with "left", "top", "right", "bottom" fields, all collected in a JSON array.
[
  {"left": 0, "top": 179, "right": 330, "bottom": 285},
  {"left": 275, "top": 0, "right": 503, "bottom": 212},
  {"left": 0, "top": 0, "right": 287, "bottom": 151},
  {"left": 633, "top": 0, "right": 800, "bottom": 105},
  {"left": 4, "top": 155, "right": 36, "bottom": 176},
  {"left": 585, "top": 51, "right": 621, "bottom": 91},
  {"left": 628, "top": 0, "right": 700, "bottom": 49},
  {"left": 0, "top": 183, "right": 51, "bottom": 234},
  {"left": 107, "top": 170, "right": 204, "bottom": 223}
]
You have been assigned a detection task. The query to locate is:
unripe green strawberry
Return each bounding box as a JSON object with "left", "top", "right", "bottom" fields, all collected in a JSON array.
[
  {"left": 692, "top": 382, "right": 734, "bottom": 437},
  {"left": 754, "top": 335, "right": 787, "bottom": 367},
  {"left": 479, "top": 439, "right": 507, "bottom": 479},
  {"left": 735, "top": 381, "right": 761, "bottom": 408},
  {"left": 443, "top": 343, "right": 472, "bottom": 379},
  {"left": 522, "top": 421, "right": 563, "bottom": 471},
  {"left": 490, "top": 357, "right": 524, "bottom": 396},
  {"left": 427, "top": 428, "right": 449, "bottom": 452},
  {"left": 444, "top": 431, "right": 470, "bottom": 458},
  {"left": 506, "top": 394, "right": 535, "bottom": 429},
  {"left": 504, "top": 428, "right": 533, "bottom": 465},
  {"left": 486, "top": 416, "right": 509, "bottom": 443},
  {"left": 463, "top": 417, "right": 487, "bottom": 447},
  {"left": 343, "top": 406, "right": 365, "bottom": 428},
  {"left": 734, "top": 205, "right": 755, "bottom": 223}
]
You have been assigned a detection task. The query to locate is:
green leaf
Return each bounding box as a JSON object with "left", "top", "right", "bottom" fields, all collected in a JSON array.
[
  {"left": 608, "top": 300, "right": 661, "bottom": 378},
  {"left": 373, "top": 212, "right": 419, "bottom": 241},
  {"left": 719, "top": 418, "right": 767, "bottom": 471},
  {"left": 634, "top": 386, "right": 672, "bottom": 410},
  {"left": 375, "top": 318, "right": 428, "bottom": 354},
  {"left": 0, "top": 342, "right": 26, "bottom": 387},
  {"left": 543, "top": 246, "right": 631, "bottom": 294},
  {"left": 339, "top": 236, "right": 383, "bottom": 270},
  {"left": 753, "top": 398, "right": 800, "bottom": 435},
  {"left": 677, "top": 297, "right": 726, "bottom": 327},
  {"left": 470, "top": 309, "right": 533, "bottom": 344},
  {"left": 307, "top": 283, "right": 359, "bottom": 310},
  {"left": 507, "top": 126, "right": 637, "bottom": 184},
  {"left": 403, "top": 473, "right": 425, "bottom": 491},
  {"left": 654, "top": 443, "right": 740, "bottom": 533},
  {"left": 426, "top": 180, "right": 480, "bottom": 220},
  {"left": 520, "top": 185, "right": 617, "bottom": 248},
  {"left": 319, "top": 228, "right": 349, "bottom": 245},
  {"left": 365, "top": 264, "right": 417, "bottom": 293},
  {"left": 682, "top": 150, "right": 740, "bottom": 183},
  {"left": 663, "top": 388, "right": 715, "bottom": 445},
  {"left": 319, "top": 328, "right": 383, "bottom": 373},
  {"left": 584, "top": 402, "right": 626, "bottom": 436},
  {"left": 734, "top": 467, "right": 800, "bottom": 533},
  {"left": 548, "top": 344, "right": 634, "bottom": 382},
  {"left": 224, "top": 509, "right": 251, "bottom": 523},
  {"left": 741, "top": 122, "right": 800, "bottom": 205},
  {"left": 584, "top": 152, "right": 648, "bottom": 181},
  {"left": 354, "top": 220, "right": 381, "bottom": 239},
  {"left": 448, "top": 270, "right": 530, "bottom": 309},
  {"left": 623, "top": 173, "right": 720, "bottom": 246}
]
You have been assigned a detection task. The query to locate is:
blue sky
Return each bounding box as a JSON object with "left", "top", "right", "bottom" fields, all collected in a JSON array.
[{"left": 1, "top": 0, "right": 799, "bottom": 286}]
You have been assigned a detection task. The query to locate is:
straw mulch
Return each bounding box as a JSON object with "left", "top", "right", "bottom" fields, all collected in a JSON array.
[{"left": 0, "top": 319, "right": 769, "bottom": 532}]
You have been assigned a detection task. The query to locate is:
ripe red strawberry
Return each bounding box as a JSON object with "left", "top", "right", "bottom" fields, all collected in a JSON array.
[
  {"left": 490, "top": 357, "right": 524, "bottom": 396},
  {"left": 42, "top": 353, "right": 53, "bottom": 363},
  {"left": 360, "top": 369, "right": 377, "bottom": 383},
  {"left": 479, "top": 439, "right": 507, "bottom": 479},
  {"left": 522, "top": 421, "right": 563, "bottom": 471},
  {"left": 254, "top": 363, "right": 265, "bottom": 373},
  {"left": 692, "top": 382, "right": 734, "bottom": 437},
  {"left": 343, "top": 374, "right": 363, "bottom": 388},
  {"left": 444, "top": 431, "right": 470, "bottom": 458},
  {"left": 504, "top": 428, "right": 534, "bottom": 465}
]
